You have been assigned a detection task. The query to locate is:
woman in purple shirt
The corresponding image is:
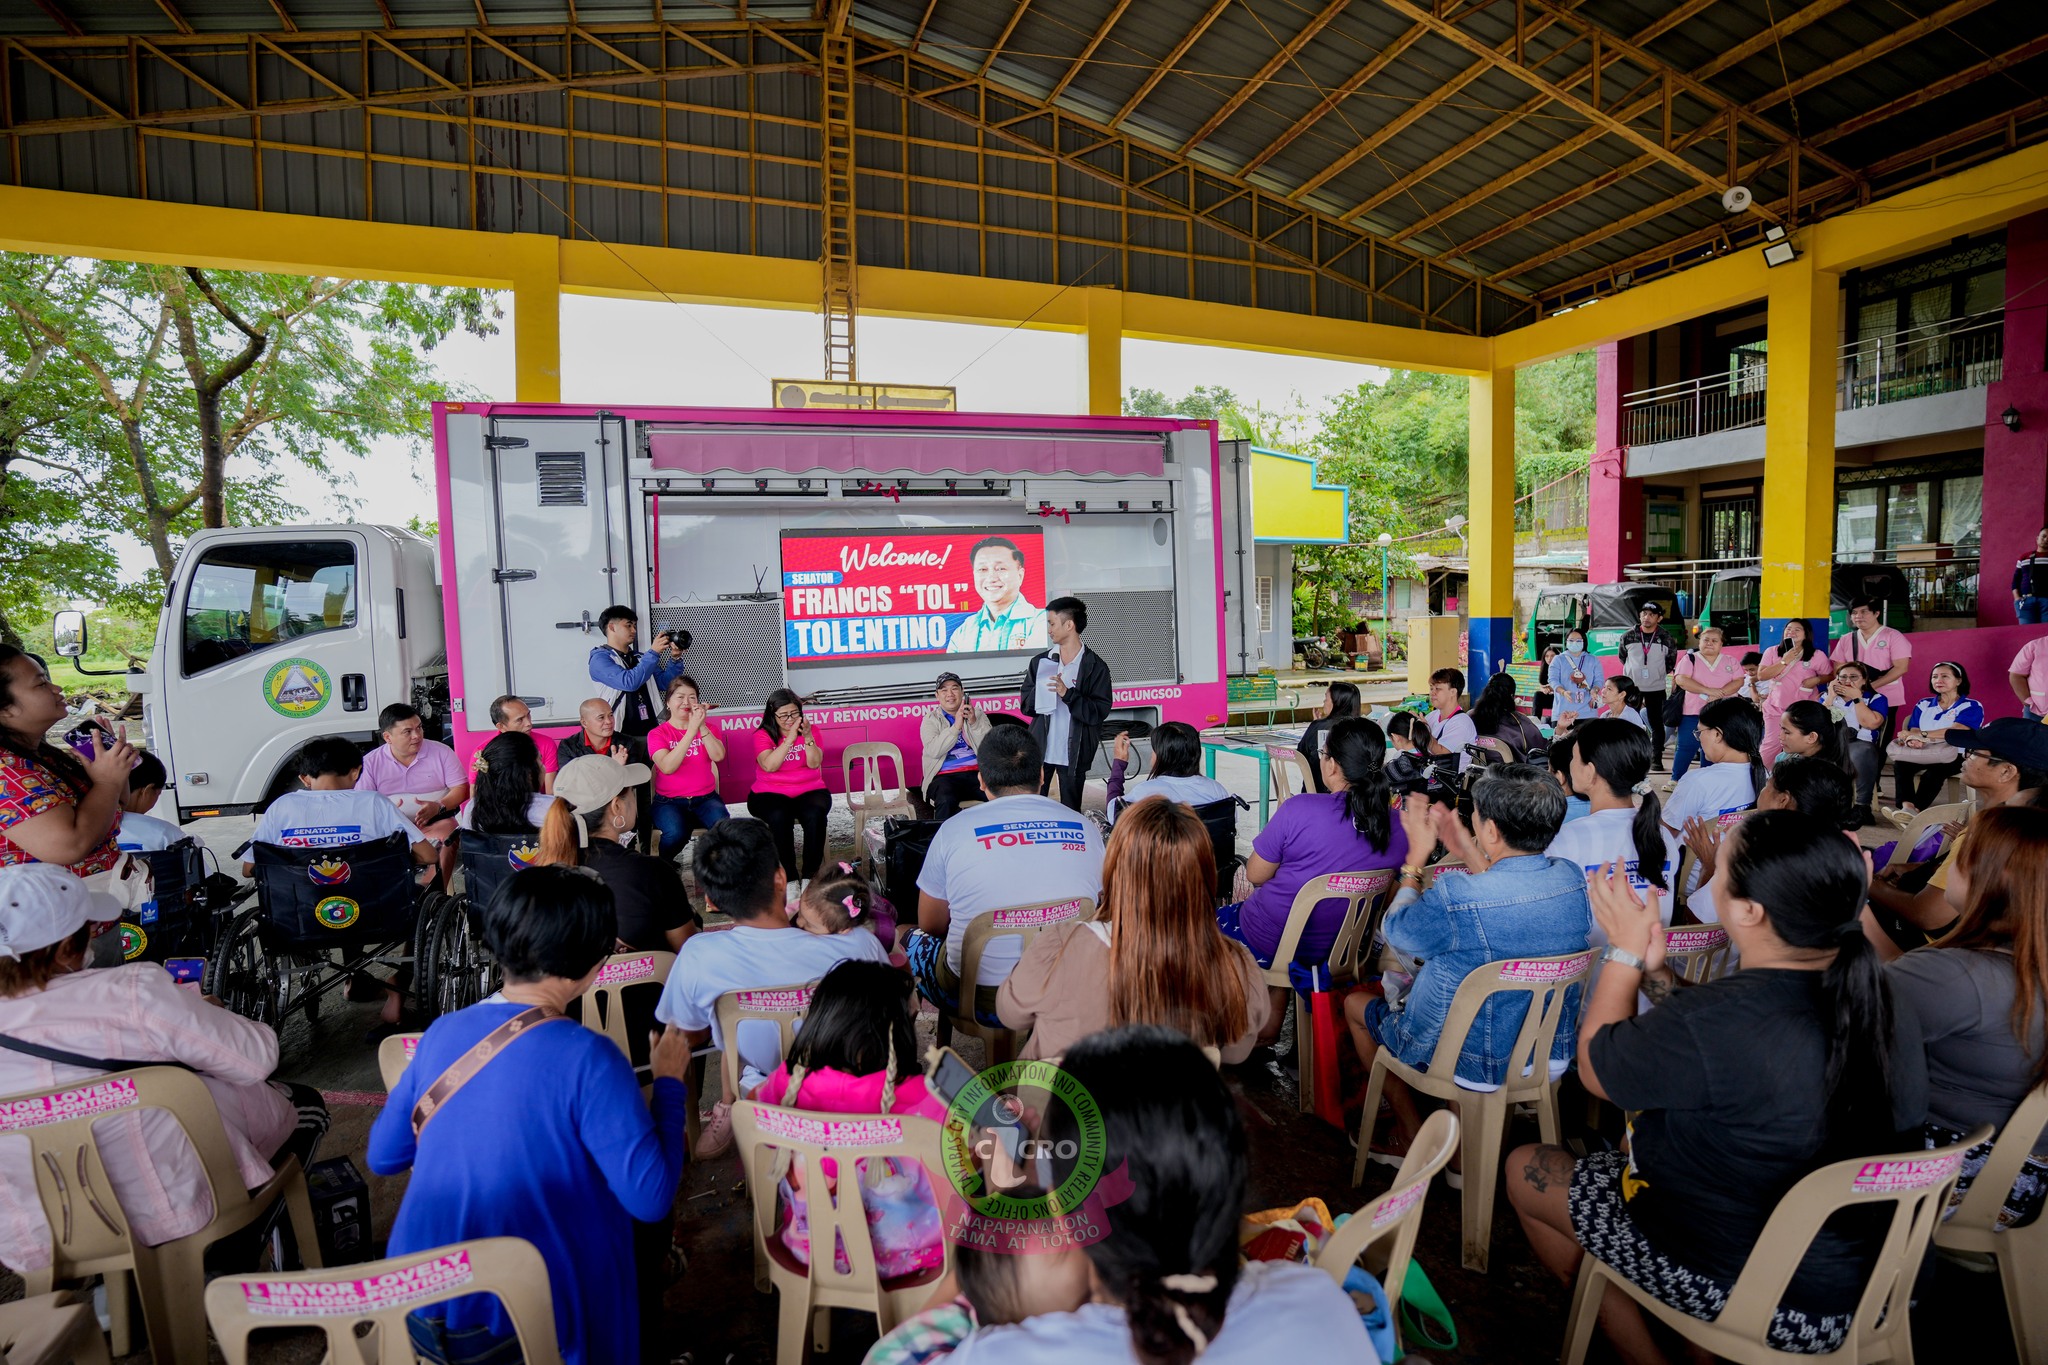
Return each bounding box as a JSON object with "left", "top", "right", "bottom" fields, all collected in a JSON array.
[{"left": 1217, "top": 717, "right": 1407, "bottom": 1041}]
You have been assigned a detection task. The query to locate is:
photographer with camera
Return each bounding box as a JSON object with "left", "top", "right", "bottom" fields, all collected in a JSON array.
[{"left": 587, "top": 605, "right": 688, "bottom": 741}]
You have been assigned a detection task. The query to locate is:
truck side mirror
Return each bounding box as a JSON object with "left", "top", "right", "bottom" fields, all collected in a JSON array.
[{"left": 53, "top": 609, "right": 87, "bottom": 659}]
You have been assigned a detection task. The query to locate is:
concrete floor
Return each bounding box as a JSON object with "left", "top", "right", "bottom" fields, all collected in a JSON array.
[{"left": 4, "top": 738, "right": 2027, "bottom": 1363}]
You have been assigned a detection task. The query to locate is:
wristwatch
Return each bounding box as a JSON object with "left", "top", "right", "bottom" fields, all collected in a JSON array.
[{"left": 1600, "top": 945, "right": 1647, "bottom": 972}]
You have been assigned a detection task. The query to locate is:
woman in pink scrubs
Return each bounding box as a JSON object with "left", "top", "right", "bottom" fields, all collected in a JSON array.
[{"left": 1757, "top": 618, "right": 1833, "bottom": 764}]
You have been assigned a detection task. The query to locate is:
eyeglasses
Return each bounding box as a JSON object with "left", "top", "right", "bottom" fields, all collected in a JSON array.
[{"left": 775, "top": 708, "right": 803, "bottom": 721}]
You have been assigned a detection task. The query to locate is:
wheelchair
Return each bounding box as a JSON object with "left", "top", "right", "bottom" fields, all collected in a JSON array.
[
  {"left": 421, "top": 828, "right": 532, "bottom": 1017},
  {"left": 112, "top": 837, "right": 215, "bottom": 965},
  {"left": 211, "top": 834, "right": 460, "bottom": 1028}
]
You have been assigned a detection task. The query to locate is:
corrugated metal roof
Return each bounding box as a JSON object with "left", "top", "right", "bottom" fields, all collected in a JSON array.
[{"left": 2, "top": 0, "right": 2043, "bottom": 318}]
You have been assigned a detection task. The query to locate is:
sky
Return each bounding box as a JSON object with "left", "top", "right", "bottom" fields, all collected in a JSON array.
[{"left": 206, "top": 293, "right": 1392, "bottom": 573}]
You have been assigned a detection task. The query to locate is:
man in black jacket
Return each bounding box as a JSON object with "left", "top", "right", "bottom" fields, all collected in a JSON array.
[{"left": 1020, "top": 596, "right": 1114, "bottom": 811}]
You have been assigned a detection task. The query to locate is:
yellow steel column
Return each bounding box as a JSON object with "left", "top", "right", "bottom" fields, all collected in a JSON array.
[
  {"left": 1085, "top": 287, "right": 1124, "bottom": 416},
  {"left": 511, "top": 237, "right": 563, "bottom": 403},
  {"left": 1466, "top": 364, "right": 1517, "bottom": 684},
  {"left": 1758, "top": 252, "right": 1841, "bottom": 646}
]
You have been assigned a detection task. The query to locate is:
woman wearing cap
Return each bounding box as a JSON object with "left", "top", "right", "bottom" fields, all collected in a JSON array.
[
  {"left": 0, "top": 863, "right": 328, "bottom": 1277},
  {"left": 919, "top": 673, "right": 991, "bottom": 822},
  {"left": 536, "top": 755, "right": 698, "bottom": 954}
]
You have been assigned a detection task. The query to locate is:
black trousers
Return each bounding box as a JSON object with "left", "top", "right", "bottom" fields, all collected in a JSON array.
[
  {"left": 1640, "top": 687, "right": 1669, "bottom": 759},
  {"left": 918, "top": 770, "right": 983, "bottom": 821},
  {"left": 1894, "top": 758, "right": 1962, "bottom": 809},
  {"left": 749, "top": 787, "right": 832, "bottom": 881},
  {"left": 1040, "top": 763, "right": 1087, "bottom": 811},
  {"left": 1846, "top": 739, "right": 1883, "bottom": 809}
]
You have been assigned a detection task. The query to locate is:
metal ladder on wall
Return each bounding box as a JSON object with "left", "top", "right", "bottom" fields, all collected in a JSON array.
[{"left": 821, "top": 31, "right": 857, "bottom": 381}]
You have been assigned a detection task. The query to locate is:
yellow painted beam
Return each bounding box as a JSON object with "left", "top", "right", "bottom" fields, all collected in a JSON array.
[
  {"left": 1811, "top": 138, "right": 2048, "bottom": 273},
  {"left": 1122, "top": 292, "right": 1491, "bottom": 375},
  {"left": 1757, "top": 255, "right": 1841, "bottom": 629},
  {"left": 1494, "top": 139, "right": 2048, "bottom": 367},
  {"left": 1467, "top": 367, "right": 1517, "bottom": 620},
  {"left": 0, "top": 184, "right": 1496, "bottom": 379},
  {"left": 1084, "top": 287, "right": 1123, "bottom": 416},
  {"left": 0, "top": 182, "right": 548, "bottom": 289}
]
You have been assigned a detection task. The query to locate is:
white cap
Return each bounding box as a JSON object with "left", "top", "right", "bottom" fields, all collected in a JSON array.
[{"left": 0, "top": 864, "right": 122, "bottom": 959}]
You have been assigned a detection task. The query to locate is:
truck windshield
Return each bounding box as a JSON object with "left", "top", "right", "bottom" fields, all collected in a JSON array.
[{"left": 183, "top": 541, "right": 357, "bottom": 676}]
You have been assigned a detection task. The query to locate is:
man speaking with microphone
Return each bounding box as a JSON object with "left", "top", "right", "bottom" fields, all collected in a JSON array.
[{"left": 1019, "top": 596, "right": 1113, "bottom": 811}]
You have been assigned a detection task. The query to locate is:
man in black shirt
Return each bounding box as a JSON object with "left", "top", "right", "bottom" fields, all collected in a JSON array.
[{"left": 2012, "top": 526, "right": 2048, "bottom": 624}]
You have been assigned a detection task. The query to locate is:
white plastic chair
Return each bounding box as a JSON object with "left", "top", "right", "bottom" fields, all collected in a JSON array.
[
  {"left": 842, "top": 742, "right": 913, "bottom": 870},
  {"left": 1350, "top": 950, "right": 1594, "bottom": 1273},
  {"left": 1564, "top": 1126, "right": 1988, "bottom": 1364},
  {"left": 205, "top": 1236, "right": 562, "bottom": 1365},
  {"left": 1315, "top": 1108, "right": 1458, "bottom": 1352},
  {"left": 1932, "top": 1079, "right": 2048, "bottom": 1363}
]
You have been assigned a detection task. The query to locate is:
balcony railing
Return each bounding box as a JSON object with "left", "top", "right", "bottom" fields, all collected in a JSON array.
[
  {"left": 1622, "top": 374, "right": 1766, "bottom": 447},
  {"left": 1838, "top": 311, "right": 2004, "bottom": 411},
  {"left": 1622, "top": 310, "right": 2005, "bottom": 447},
  {"left": 1622, "top": 553, "right": 1980, "bottom": 619}
]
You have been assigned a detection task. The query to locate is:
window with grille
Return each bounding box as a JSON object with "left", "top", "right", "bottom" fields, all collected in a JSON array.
[{"left": 1256, "top": 576, "right": 1273, "bottom": 632}]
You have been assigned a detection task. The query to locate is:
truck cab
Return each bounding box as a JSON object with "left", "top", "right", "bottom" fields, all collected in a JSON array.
[{"left": 130, "top": 525, "right": 445, "bottom": 819}]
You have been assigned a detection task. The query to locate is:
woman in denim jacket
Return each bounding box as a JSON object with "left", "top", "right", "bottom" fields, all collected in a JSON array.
[{"left": 1348, "top": 766, "right": 1593, "bottom": 1169}]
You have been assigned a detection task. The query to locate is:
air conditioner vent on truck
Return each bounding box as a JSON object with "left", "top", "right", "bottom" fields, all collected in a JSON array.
[{"left": 535, "top": 452, "right": 587, "bottom": 506}]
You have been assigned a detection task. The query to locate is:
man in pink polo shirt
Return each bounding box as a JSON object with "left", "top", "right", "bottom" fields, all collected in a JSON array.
[
  {"left": 1829, "top": 597, "right": 1912, "bottom": 717},
  {"left": 2011, "top": 633, "right": 2048, "bottom": 720},
  {"left": 356, "top": 702, "right": 467, "bottom": 883}
]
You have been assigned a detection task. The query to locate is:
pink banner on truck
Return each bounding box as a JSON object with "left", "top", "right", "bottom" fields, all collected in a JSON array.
[{"left": 646, "top": 428, "right": 1165, "bottom": 479}]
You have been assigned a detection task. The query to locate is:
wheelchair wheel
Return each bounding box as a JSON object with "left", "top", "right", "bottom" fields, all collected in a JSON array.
[
  {"left": 208, "top": 907, "right": 280, "bottom": 1025},
  {"left": 411, "top": 887, "right": 447, "bottom": 1019},
  {"left": 427, "top": 896, "right": 497, "bottom": 1017}
]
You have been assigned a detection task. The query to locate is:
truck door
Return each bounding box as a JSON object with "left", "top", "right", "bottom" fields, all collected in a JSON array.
[
  {"left": 476, "top": 416, "right": 627, "bottom": 727},
  {"left": 167, "top": 532, "right": 374, "bottom": 815}
]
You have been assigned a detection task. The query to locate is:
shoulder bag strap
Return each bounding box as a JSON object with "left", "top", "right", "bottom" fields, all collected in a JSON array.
[
  {"left": 0, "top": 1031, "right": 196, "bottom": 1075},
  {"left": 411, "top": 1005, "right": 567, "bottom": 1137}
]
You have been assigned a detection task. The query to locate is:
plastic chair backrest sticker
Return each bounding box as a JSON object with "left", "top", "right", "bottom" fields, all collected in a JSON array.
[
  {"left": 735, "top": 986, "right": 814, "bottom": 1013},
  {"left": 1851, "top": 1155, "right": 1962, "bottom": 1195},
  {"left": 750, "top": 1107, "right": 905, "bottom": 1150},
  {"left": 990, "top": 898, "right": 1089, "bottom": 929},
  {"left": 1371, "top": 1179, "right": 1429, "bottom": 1231},
  {"left": 0, "top": 1076, "right": 142, "bottom": 1130},
  {"left": 1497, "top": 955, "right": 1590, "bottom": 984},
  {"left": 596, "top": 955, "right": 662, "bottom": 987},
  {"left": 241, "top": 1250, "right": 475, "bottom": 1317}
]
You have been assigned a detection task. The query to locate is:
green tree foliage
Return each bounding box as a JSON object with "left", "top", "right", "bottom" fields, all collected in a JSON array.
[
  {"left": 0, "top": 254, "right": 498, "bottom": 612},
  {"left": 1125, "top": 349, "right": 1595, "bottom": 636}
]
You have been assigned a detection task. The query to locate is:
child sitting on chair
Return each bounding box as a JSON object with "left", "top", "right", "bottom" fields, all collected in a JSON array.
[{"left": 752, "top": 959, "right": 948, "bottom": 1281}]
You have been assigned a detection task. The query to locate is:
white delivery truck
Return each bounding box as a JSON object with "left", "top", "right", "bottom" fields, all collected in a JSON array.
[{"left": 55, "top": 403, "right": 1233, "bottom": 819}]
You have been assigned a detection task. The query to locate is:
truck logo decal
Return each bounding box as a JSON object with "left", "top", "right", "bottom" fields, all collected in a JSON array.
[
  {"left": 315, "top": 896, "right": 361, "bottom": 929},
  {"left": 264, "top": 658, "right": 333, "bottom": 719},
  {"left": 309, "top": 857, "right": 351, "bottom": 886}
]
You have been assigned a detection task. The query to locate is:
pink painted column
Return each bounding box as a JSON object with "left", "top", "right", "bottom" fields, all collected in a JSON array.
[
  {"left": 1589, "top": 339, "right": 1645, "bottom": 583},
  {"left": 1981, "top": 211, "right": 2048, "bottom": 626}
]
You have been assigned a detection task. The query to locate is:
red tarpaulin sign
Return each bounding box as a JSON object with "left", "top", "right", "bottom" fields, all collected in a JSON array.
[{"left": 782, "top": 527, "right": 1049, "bottom": 667}]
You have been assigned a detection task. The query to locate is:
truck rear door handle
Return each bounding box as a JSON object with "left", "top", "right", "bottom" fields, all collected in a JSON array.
[{"left": 341, "top": 674, "right": 368, "bottom": 711}]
